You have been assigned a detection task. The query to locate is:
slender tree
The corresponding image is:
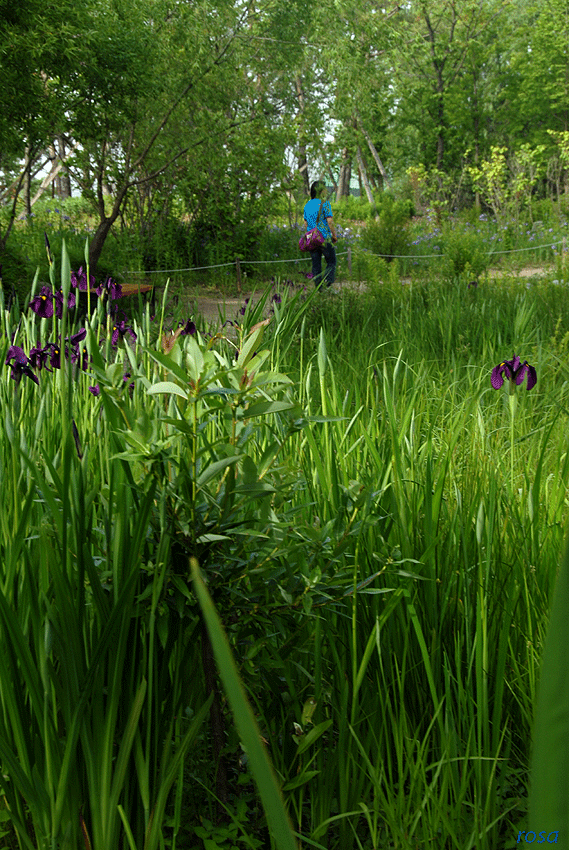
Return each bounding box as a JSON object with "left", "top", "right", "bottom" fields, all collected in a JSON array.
[
  {"left": 318, "top": 1, "right": 398, "bottom": 196},
  {"left": 0, "top": 0, "right": 85, "bottom": 249},
  {"left": 508, "top": 0, "right": 569, "bottom": 142},
  {"left": 388, "top": 0, "right": 511, "bottom": 173},
  {"left": 61, "top": 0, "right": 313, "bottom": 271}
]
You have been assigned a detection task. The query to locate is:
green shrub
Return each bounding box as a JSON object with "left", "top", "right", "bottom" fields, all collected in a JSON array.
[
  {"left": 440, "top": 222, "right": 492, "bottom": 280},
  {"left": 359, "top": 193, "right": 413, "bottom": 260},
  {"left": 0, "top": 242, "right": 29, "bottom": 305},
  {"left": 335, "top": 194, "right": 376, "bottom": 222}
]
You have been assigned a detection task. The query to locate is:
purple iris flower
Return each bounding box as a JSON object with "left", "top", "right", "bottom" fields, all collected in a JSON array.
[
  {"left": 54, "top": 288, "right": 76, "bottom": 318},
  {"left": 180, "top": 318, "right": 197, "bottom": 336},
  {"left": 76, "top": 349, "right": 89, "bottom": 370},
  {"left": 491, "top": 355, "right": 537, "bottom": 391},
  {"left": 29, "top": 285, "right": 55, "bottom": 318},
  {"left": 89, "top": 384, "right": 101, "bottom": 396},
  {"left": 5, "top": 345, "right": 39, "bottom": 385},
  {"left": 66, "top": 329, "right": 88, "bottom": 370},
  {"left": 96, "top": 276, "right": 122, "bottom": 300},
  {"left": 71, "top": 266, "right": 95, "bottom": 292},
  {"left": 29, "top": 343, "right": 52, "bottom": 372},
  {"left": 46, "top": 343, "right": 61, "bottom": 370},
  {"left": 68, "top": 329, "right": 87, "bottom": 345},
  {"left": 111, "top": 318, "right": 136, "bottom": 346}
]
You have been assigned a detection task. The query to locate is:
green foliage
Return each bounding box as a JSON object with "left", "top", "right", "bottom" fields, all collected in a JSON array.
[
  {"left": 6, "top": 180, "right": 569, "bottom": 303},
  {"left": 359, "top": 193, "right": 413, "bottom": 260},
  {"left": 467, "top": 144, "right": 548, "bottom": 228},
  {"left": 440, "top": 222, "right": 492, "bottom": 280},
  {"left": 1, "top": 238, "right": 569, "bottom": 849},
  {"left": 0, "top": 242, "right": 28, "bottom": 305},
  {"left": 0, "top": 0, "right": 85, "bottom": 157},
  {"left": 334, "top": 194, "right": 377, "bottom": 222},
  {"left": 192, "top": 816, "right": 262, "bottom": 850},
  {"left": 404, "top": 163, "right": 461, "bottom": 220},
  {"left": 8, "top": 0, "right": 569, "bottom": 276},
  {"left": 294, "top": 283, "right": 566, "bottom": 847},
  {"left": 3, "top": 197, "right": 100, "bottom": 297},
  {"left": 512, "top": 0, "right": 569, "bottom": 147},
  {"left": 138, "top": 215, "right": 198, "bottom": 275}
]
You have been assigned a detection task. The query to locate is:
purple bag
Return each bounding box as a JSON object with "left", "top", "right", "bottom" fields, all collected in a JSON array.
[
  {"left": 299, "top": 227, "right": 325, "bottom": 252},
  {"left": 299, "top": 200, "right": 325, "bottom": 252}
]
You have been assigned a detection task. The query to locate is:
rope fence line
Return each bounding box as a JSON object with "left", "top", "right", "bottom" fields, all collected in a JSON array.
[
  {"left": 124, "top": 255, "right": 328, "bottom": 276},
  {"left": 490, "top": 240, "right": 564, "bottom": 255},
  {"left": 123, "top": 239, "right": 566, "bottom": 280}
]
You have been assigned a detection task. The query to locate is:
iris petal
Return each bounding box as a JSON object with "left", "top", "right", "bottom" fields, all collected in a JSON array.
[
  {"left": 515, "top": 363, "right": 528, "bottom": 385},
  {"left": 491, "top": 365, "right": 505, "bottom": 389},
  {"left": 526, "top": 365, "right": 537, "bottom": 390}
]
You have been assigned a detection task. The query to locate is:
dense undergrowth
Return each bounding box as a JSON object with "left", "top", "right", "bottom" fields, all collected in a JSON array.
[
  {"left": 0, "top": 223, "right": 568, "bottom": 848},
  {"left": 4, "top": 192, "right": 569, "bottom": 303}
]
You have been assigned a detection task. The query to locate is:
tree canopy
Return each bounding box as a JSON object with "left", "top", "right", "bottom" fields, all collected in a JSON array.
[{"left": 1, "top": 0, "right": 568, "bottom": 270}]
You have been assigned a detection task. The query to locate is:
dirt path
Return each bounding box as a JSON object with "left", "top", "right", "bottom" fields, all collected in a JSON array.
[
  {"left": 191, "top": 293, "right": 253, "bottom": 325},
  {"left": 164, "top": 288, "right": 300, "bottom": 328},
  {"left": 167, "top": 264, "right": 554, "bottom": 328}
]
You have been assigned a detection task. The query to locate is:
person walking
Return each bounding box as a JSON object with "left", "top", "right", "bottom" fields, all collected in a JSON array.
[{"left": 303, "top": 181, "right": 338, "bottom": 289}]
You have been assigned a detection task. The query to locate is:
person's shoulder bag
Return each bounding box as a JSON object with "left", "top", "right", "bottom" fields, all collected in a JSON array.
[{"left": 299, "top": 200, "right": 325, "bottom": 252}]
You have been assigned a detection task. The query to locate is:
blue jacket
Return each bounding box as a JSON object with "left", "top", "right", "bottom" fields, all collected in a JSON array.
[{"left": 303, "top": 198, "right": 333, "bottom": 239}]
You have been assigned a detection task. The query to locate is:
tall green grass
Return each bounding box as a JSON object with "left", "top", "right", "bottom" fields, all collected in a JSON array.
[
  {"left": 254, "top": 276, "right": 568, "bottom": 848},
  {"left": 0, "top": 249, "right": 567, "bottom": 848}
]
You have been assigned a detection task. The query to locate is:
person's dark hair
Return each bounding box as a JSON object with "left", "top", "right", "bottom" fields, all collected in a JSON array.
[{"left": 310, "top": 180, "right": 324, "bottom": 200}]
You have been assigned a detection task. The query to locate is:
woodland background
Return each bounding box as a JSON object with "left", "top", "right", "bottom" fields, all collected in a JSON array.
[{"left": 3, "top": 0, "right": 569, "bottom": 283}]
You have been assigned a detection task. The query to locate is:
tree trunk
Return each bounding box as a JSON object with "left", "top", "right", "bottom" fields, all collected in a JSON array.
[
  {"left": 436, "top": 91, "right": 445, "bottom": 170},
  {"left": 423, "top": 9, "right": 447, "bottom": 171},
  {"left": 88, "top": 216, "right": 117, "bottom": 272},
  {"left": 24, "top": 142, "right": 79, "bottom": 210},
  {"left": 298, "top": 151, "right": 310, "bottom": 196},
  {"left": 89, "top": 167, "right": 130, "bottom": 272},
  {"left": 325, "top": 162, "right": 338, "bottom": 196},
  {"left": 23, "top": 146, "right": 32, "bottom": 218},
  {"left": 357, "top": 119, "right": 392, "bottom": 192},
  {"left": 56, "top": 137, "right": 72, "bottom": 199},
  {"left": 356, "top": 147, "right": 375, "bottom": 204},
  {"left": 295, "top": 77, "right": 310, "bottom": 195},
  {"left": 336, "top": 148, "right": 352, "bottom": 201}
]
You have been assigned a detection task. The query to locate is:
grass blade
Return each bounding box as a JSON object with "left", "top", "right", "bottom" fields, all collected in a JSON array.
[
  {"left": 191, "top": 557, "right": 299, "bottom": 850},
  {"left": 529, "top": 538, "right": 569, "bottom": 845}
]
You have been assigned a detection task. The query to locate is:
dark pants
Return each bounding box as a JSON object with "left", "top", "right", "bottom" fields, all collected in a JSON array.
[{"left": 310, "top": 242, "right": 336, "bottom": 288}]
